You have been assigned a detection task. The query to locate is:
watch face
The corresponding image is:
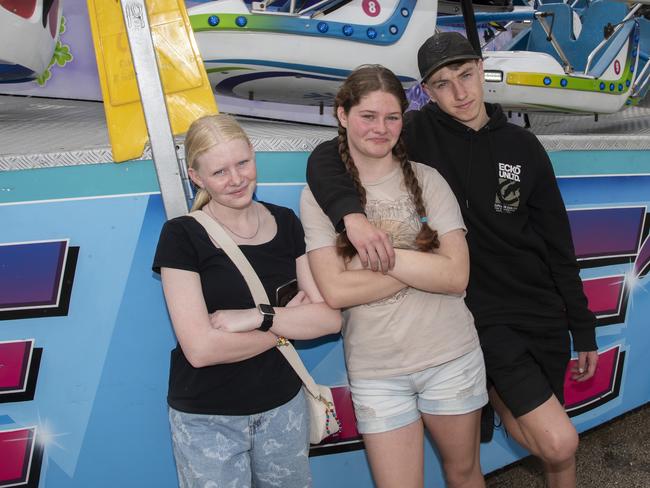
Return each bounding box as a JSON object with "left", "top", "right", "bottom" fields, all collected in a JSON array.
[{"left": 259, "top": 303, "right": 274, "bottom": 315}]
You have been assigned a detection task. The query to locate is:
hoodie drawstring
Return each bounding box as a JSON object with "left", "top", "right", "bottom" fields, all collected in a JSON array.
[
  {"left": 486, "top": 129, "right": 499, "bottom": 198},
  {"left": 465, "top": 134, "right": 473, "bottom": 209}
]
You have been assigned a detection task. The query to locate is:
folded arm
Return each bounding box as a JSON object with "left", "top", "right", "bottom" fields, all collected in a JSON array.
[
  {"left": 307, "top": 245, "right": 406, "bottom": 309},
  {"left": 161, "top": 267, "right": 277, "bottom": 368},
  {"left": 387, "top": 229, "right": 469, "bottom": 294},
  {"left": 209, "top": 255, "right": 342, "bottom": 339}
]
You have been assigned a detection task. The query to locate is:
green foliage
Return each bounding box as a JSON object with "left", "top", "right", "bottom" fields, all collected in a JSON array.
[{"left": 36, "top": 16, "right": 73, "bottom": 87}]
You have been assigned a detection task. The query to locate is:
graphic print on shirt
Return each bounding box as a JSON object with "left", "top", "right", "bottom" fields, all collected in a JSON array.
[
  {"left": 363, "top": 195, "right": 420, "bottom": 306},
  {"left": 494, "top": 163, "right": 521, "bottom": 214}
]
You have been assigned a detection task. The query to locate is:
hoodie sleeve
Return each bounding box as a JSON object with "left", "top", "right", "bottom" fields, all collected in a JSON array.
[
  {"left": 306, "top": 137, "right": 364, "bottom": 232},
  {"left": 527, "top": 139, "right": 597, "bottom": 352}
]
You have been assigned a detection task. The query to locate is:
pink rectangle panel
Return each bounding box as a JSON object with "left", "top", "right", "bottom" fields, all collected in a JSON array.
[
  {"left": 0, "top": 341, "right": 31, "bottom": 391},
  {"left": 564, "top": 347, "right": 618, "bottom": 408},
  {"left": 0, "top": 427, "right": 31, "bottom": 481},
  {"left": 329, "top": 386, "right": 360, "bottom": 441},
  {"left": 583, "top": 276, "right": 624, "bottom": 315}
]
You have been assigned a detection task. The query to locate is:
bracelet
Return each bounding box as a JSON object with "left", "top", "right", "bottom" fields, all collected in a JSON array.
[{"left": 276, "top": 336, "right": 290, "bottom": 347}]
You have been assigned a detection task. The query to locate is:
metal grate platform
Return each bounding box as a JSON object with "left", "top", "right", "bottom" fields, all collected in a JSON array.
[{"left": 0, "top": 95, "right": 649, "bottom": 171}]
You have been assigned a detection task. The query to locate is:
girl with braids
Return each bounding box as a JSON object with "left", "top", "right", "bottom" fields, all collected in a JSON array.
[
  {"left": 300, "top": 66, "right": 487, "bottom": 488},
  {"left": 153, "top": 114, "right": 341, "bottom": 487}
]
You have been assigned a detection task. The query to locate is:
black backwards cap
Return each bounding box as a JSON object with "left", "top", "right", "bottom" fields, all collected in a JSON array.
[{"left": 417, "top": 32, "right": 482, "bottom": 83}]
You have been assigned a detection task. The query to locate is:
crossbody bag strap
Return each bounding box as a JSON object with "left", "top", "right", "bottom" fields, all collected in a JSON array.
[
  {"left": 189, "top": 210, "right": 321, "bottom": 397},
  {"left": 190, "top": 210, "right": 267, "bottom": 303}
]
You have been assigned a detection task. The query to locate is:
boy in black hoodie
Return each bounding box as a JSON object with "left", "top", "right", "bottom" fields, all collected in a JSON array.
[{"left": 306, "top": 32, "right": 597, "bottom": 488}]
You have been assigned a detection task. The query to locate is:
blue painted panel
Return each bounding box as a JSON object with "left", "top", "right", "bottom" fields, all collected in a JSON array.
[{"left": 0, "top": 148, "right": 649, "bottom": 487}]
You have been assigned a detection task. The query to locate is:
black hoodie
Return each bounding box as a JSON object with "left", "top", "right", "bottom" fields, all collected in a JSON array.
[{"left": 306, "top": 102, "right": 597, "bottom": 351}]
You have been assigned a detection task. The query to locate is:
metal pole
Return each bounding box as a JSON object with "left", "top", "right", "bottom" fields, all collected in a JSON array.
[
  {"left": 120, "top": 0, "right": 190, "bottom": 219},
  {"left": 460, "top": 0, "right": 482, "bottom": 57}
]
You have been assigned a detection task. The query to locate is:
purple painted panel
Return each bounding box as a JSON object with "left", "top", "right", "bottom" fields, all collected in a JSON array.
[
  {"left": 0, "top": 241, "right": 67, "bottom": 310},
  {"left": 568, "top": 207, "right": 645, "bottom": 259},
  {"left": 634, "top": 236, "right": 650, "bottom": 277}
]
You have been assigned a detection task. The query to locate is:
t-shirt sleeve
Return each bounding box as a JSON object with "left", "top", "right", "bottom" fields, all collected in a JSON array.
[
  {"left": 299, "top": 186, "right": 338, "bottom": 252},
  {"left": 416, "top": 163, "right": 466, "bottom": 237},
  {"left": 152, "top": 218, "right": 200, "bottom": 274}
]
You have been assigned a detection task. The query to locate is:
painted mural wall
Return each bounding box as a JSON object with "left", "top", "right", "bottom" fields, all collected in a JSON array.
[{"left": 1, "top": 149, "right": 649, "bottom": 487}]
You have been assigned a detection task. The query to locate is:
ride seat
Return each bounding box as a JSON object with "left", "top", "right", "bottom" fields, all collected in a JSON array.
[
  {"left": 587, "top": 19, "right": 634, "bottom": 77},
  {"left": 527, "top": 2, "right": 578, "bottom": 63},
  {"left": 527, "top": 0, "right": 629, "bottom": 72},
  {"left": 572, "top": 0, "right": 628, "bottom": 70}
]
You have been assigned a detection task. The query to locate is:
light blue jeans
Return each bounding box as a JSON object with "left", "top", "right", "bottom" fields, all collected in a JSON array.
[{"left": 168, "top": 390, "right": 311, "bottom": 488}]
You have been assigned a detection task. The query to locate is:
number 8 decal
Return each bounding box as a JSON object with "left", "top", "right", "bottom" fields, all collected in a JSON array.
[{"left": 362, "top": 0, "right": 381, "bottom": 17}]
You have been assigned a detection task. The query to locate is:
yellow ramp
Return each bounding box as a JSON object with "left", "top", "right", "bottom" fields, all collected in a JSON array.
[{"left": 87, "top": 0, "right": 218, "bottom": 162}]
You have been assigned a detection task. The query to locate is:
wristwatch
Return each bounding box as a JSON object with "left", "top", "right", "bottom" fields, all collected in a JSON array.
[{"left": 257, "top": 303, "right": 275, "bottom": 331}]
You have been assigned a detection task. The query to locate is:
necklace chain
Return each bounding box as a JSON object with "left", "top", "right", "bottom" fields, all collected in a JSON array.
[{"left": 206, "top": 203, "right": 261, "bottom": 240}]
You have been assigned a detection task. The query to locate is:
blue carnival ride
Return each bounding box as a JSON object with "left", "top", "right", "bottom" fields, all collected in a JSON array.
[
  {"left": 187, "top": 0, "right": 437, "bottom": 105},
  {"left": 439, "top": 0, "right": 650, "bottom": 112},
  {"left": 2, "top": 0, "right": 647, "bottom": 115},
  {"left": 189, "top": 0, "right": 649, "bottom": 114}
]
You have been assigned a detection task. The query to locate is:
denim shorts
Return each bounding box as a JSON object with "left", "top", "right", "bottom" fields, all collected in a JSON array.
[
  {"left": 349, "top": 346, "right": 488, "bottom": 434},
  {"left": 168, "top": 389, "right": 311, "bottom": 488}
]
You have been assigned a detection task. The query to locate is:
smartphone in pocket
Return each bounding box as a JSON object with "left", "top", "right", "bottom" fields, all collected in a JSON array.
[{"left": 276, "top": 278, "right": 299, "bottom": 307}]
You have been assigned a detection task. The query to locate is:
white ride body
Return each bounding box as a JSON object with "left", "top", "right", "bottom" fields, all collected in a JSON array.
[
  {"left": 189, "top": 0, "right": 437, "bottom": 104},
  {"left": 483, "top": 45, "right": 634, "bottom": 113}
]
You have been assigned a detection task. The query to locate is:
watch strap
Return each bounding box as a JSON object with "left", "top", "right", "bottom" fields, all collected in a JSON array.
[
  {"left": 259, "top": 313, "right": 274, "bottom": 331},
  {"left": 258, "top": 304, "right": 274, "bottom": 331}
]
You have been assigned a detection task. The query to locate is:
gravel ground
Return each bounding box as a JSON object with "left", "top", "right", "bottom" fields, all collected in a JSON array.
[{"left": 485, "top": 403, "right": 650, "bottom": 487}]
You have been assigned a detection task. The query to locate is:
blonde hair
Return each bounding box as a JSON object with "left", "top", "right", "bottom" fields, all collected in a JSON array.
[{"left": 184, "top": 114, "right": 252, "bottom": 211}]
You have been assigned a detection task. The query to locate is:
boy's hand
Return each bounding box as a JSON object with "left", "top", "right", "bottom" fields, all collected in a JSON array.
[
  {"left": 343, "top": 213, "right": 395, "bottom": 273},
  {"left": 571, "top": 350, "right": 598, "bottom": 381}
]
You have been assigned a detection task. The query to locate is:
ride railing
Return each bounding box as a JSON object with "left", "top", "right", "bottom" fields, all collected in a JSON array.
[
  {"left": 534, "top": 9, "right": 574, "bottom": 73},
  {"left": 631, "top": 50, "right": 650, "bottom": 97},
  {"left": 583, "top": 3, "right": 642, "bottom": 74},
  {"left": 531, "top": 2, "right": 642, "bottom": 80}
]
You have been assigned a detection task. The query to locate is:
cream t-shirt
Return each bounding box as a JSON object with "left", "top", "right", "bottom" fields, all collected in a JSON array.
[{"left": 301, "top": 162, "right": 479, "bottom": 380}]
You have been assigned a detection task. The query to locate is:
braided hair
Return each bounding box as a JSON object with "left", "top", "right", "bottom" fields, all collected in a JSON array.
[{"left": 334, "top": 65, "right": 439, "bottom": 258}]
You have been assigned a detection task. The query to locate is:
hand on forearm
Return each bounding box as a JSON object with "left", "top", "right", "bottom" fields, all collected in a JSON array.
[
  {"left": 209, "top": 308, "right": 262, "bottom": 333},
  {"left": 387, "top": 230, "right": 469, "bottom": 295},
  {"left": 343, "top": 213, "right": 395, "bottom": 273},
  {"left": 308, "top": 246, "right": 405, "bottom": 309},
  {"left": 387, "top": 249, "right": 466, "bottom": 294}
]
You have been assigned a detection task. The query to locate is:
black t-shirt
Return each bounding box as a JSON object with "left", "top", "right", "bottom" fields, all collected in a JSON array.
[{"left": 152, "top": 202, "right": 304, "bottom": 415}]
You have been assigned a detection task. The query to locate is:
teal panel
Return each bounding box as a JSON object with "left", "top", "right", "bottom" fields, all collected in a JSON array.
[
  {"left": 255, "top": 152, "right": 308, "bottom": 183},
  {"left": 549, "top": 151, "right": 650, "bottom": 176},
  {"left": 0, "top": 160, "right": 160, "bottom": 204}
]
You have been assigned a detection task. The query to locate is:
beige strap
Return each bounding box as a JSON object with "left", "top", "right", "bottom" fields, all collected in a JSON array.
[{"left": 189, "top": 210, "right": 321, "bottom": 397}]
